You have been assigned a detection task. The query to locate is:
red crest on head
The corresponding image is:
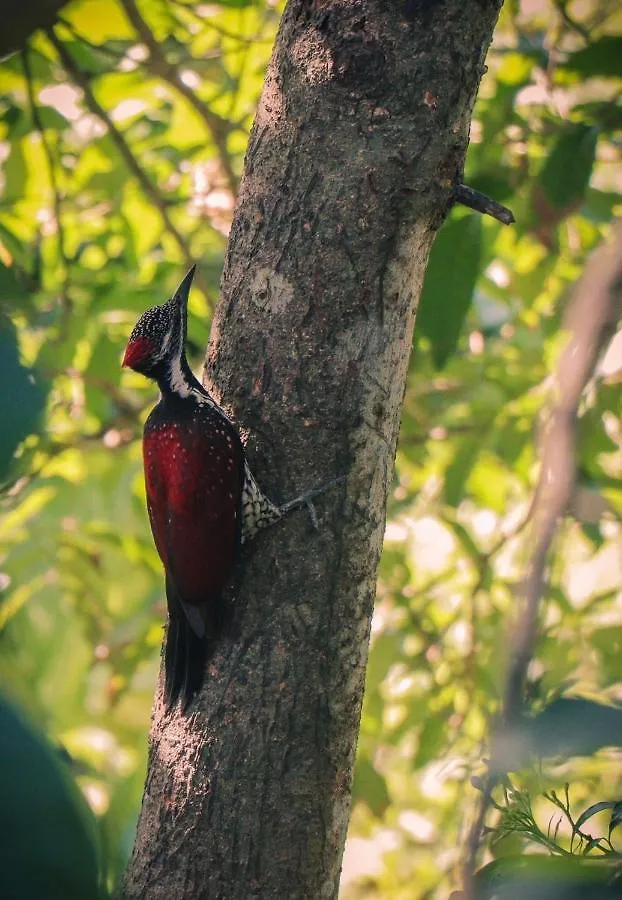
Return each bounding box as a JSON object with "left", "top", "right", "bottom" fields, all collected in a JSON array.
[{"left": 122, "top": 335, "right": 157, "bottom": 370}]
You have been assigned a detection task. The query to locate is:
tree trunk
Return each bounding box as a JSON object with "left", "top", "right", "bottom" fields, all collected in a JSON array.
[{"left": 122, "top": 1, "right": 502, "bottom": 898}]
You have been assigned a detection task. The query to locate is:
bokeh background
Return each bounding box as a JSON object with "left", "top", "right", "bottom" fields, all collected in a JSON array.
[{"left": 0, "top": 0, "right": 620, "bottom": 896}]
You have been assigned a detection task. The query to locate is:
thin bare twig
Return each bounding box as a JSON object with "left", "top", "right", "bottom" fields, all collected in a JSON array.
[
  {"left": 22, "top": 47, "right": 71, "bottom": 315},
  {"left": 454, "top": 183, "right": 515, "bottom": 226},
  {"left": 553, "top": 0, "right": 590, "bottom": 41},
  {"left": 462, "top": 221, "right": 622, "bottom": 893},
  {"left": 119, "top": 0, "right": 238, "bottom": 198},
  {"left": 46, "top": 28, "right": 212, "bottom": 300}
]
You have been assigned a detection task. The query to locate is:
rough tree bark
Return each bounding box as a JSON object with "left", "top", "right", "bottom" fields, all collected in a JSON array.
[{"left": 122, "top": 2, "right": 502, "bottom": 898}]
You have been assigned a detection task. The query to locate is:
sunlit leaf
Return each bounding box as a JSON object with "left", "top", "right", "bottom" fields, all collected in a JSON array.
[
  {"left": 123, "top": 183, "right": 163, "bottom": 258},
  {"left": 63, "top": 0, "right": 136, "bottom": 42},
  {"left": 591, "top": 629, "right": 622, "bottom": 685},
  {"left": 2, "top": 141, "right": 27, "bottom": 202}
]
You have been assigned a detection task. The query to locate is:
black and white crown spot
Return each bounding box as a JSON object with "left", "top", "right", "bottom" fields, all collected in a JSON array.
[{"left": 131, "top": 302, "right": 174, "bottom": 346}]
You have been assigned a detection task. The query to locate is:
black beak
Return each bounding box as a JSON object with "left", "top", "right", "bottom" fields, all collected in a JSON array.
[{"left": 173, "top": 264, "right": 196, "bottom": 309}]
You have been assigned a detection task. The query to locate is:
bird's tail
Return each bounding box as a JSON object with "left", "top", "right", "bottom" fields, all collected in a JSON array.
[{"left": 163, "top": 577, "right": 207, "bottom": 712}]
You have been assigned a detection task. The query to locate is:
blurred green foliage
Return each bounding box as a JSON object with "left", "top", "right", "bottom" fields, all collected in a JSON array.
[
  {"left": 0, "top": 690, "right": 102, "bottom": 900},
  {"left": 0, "top": 0, "right": 620, "bottom": 897}
]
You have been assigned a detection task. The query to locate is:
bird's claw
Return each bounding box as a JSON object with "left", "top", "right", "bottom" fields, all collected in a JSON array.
[{"left": 304, "top": 498, "right": 319, "bottom": 530}]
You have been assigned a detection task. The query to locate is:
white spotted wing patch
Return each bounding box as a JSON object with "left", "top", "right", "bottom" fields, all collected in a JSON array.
[{"left": 240, "top": 462, "right": 282, "bottom": 543}]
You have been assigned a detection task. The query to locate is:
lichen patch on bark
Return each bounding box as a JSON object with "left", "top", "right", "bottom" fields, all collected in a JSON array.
[{"left": 250, "top": 268, "right": 295, "bottom": 315}]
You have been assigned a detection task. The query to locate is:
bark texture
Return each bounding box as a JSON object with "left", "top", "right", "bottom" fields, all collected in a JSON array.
[{"left": 122, "top": 2, "right": 502, "bottom": 898}]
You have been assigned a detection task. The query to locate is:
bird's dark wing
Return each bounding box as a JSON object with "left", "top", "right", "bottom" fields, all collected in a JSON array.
[
  {"left": 143, "top": 405, "right": 244, "bottom": 708},
  {"left": 163, "top": 575, "right": 207, "bottom": 710}
]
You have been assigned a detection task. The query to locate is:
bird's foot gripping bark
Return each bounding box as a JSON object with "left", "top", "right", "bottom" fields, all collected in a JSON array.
[{"left": 279, "top": 474, "right": 345, "bottom": 530}]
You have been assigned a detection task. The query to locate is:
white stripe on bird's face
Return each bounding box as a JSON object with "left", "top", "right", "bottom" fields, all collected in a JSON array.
[
  {"left": 168, "top": 353, "right": 192, "bottom": 397},
  {"left": 158, "top": 307, "right": 192, "bottom": 397}
]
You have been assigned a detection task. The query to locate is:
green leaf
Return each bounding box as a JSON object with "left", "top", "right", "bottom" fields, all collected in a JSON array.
[
  {"left": 2, "top": 141, "right": 27, "bottom": 201},
  {"left": 580, "top": 522, "right": 603, "bottom": 547},
  {"left": 351, "top": 757, "right": 390, "bottom": 816},
  {"left": 609, "top": 802, "right": 622, "bottom": 835},
  {"left": 417, "top": 214, "right": 483, "bottom": 368},
  {"left": 37, "top": 106, "right": 72, "bottom": 132},
  {"left": 6, "top": 105, "right": 70, "bottom": 139},
  {"left": 1, "top": 46, "right": 55, "bottom": 84},
  {"left": 0, "top": 222, "right": 26, "bottom": 261},
  {"left": 123, "top": 183, "right": 163, "bottom": 258},
  {"left": 2, "top": 103, "right": 23, "bottom": 133},
  {"left": 529, "top": 697, "right": 622, "bottom": 758},
  {"left": 365, "top": 633, "right": 402, "bottom": 696},
  {"left": 496, "top": 52, "right": 534, "bottom": 86},
  {"left": 0, "top": 261, "right": 30, "bottom": 304},
  {"left": 85, "top": 333, "right": 122, "bottom": 422},
  {"left": 0, "top": 692, "right": 102, "bottom": 900},
  {"left": 574, "top": 801, "right": 617, "bottom": 833},
  {"left": 585, "top": 188, "right": 622, "bottom": 221},
  {"left": 62, "top": 0, "right": 136, "bottom": 42},
  {"left": 475, "top": 855, "right": 618, "bottom": 899},
  {"left": 443, "top": 437, "right": 482, "bottom": 507},
  {"left": 60, "top": 39, "right": 113, "bottom": 75},
  {"left": 563, "top": 37, "right": 622, "bottom": 78},
  {"left": 466, "top": 170, "right": 514, "bottom": 204},
  {"left": 467, "top": 450, "right": 509, "bottom": 512},
  {"left": 591, "top": 628, "right": 622, "bottom": 684},
  {"left": 537, "top": 123, "right": 598, "bottom": 212},
  {"left": 575, "top": 103, "right": 622, "bottom": 134},
  {"left": 0, "top": 316, "right": 47, "bottom": 481},
  {"left": 413, "top": 715, "right": 446, "bottom": 769}
]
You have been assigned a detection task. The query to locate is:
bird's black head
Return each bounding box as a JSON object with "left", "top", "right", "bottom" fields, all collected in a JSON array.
[{"left": 122, "top": 266, "right": 195, "bottom": 382}]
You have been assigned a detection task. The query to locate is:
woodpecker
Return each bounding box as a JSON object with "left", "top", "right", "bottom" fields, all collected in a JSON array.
[{"left": 123, "top": 266, "right": 338, "bottom": 712}]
